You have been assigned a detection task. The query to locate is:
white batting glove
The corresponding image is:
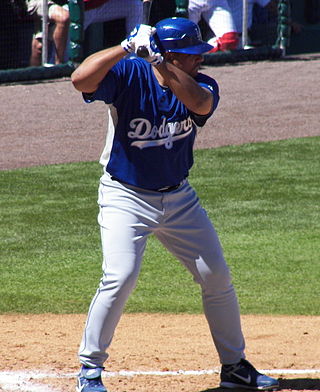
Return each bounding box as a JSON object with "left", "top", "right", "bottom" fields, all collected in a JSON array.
[
  {"left": 121, "top": 24, "right": 155, "bottom": 54},
  {"left": 121, "top": 24, "right": 140, "bottom": 53},
  {"left": 133, "top": 24, "right": 154, "bottom": 54},
  {"left": 145, "top": 37, "right": 163, "bottom": 65},
  {"left": 136, "top": 29, "right": 163, "bottom": 66}
]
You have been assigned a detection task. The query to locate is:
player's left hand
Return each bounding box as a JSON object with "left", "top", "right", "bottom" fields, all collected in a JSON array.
[
  {"left": 133, "top": 24, "right": 154, "bottom": 53},
  {"left": 143, "top": 36, "right": 163, "bottom": 66},
  {"left": 122, "top": 24, "right": 163, "bottom": 65},
  {"left": 121, "top": 24, "right": 154, "bottom": 54},
  {"left": 134, "top": 27, "right": 163, "bottom": 65}
]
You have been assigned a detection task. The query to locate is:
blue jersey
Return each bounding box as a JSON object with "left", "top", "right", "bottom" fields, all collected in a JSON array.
[{"left": 84, "top": 57, "right": 219, "bottom": 190}]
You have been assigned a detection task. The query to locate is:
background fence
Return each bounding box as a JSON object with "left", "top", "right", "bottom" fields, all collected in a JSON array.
[{"left": 0, "top": 0, "right": 316, "bottom": 84}]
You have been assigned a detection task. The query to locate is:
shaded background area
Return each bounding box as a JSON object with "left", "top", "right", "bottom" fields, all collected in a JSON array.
[
  {"left": 1, "top": 53, "right": 319, "bottom": 171},
  {"left": 0, "top": 49, "right": 320, "bottom": 392},
  {"left": 1, "top": 0, "right": 320, "bottom": 71}
]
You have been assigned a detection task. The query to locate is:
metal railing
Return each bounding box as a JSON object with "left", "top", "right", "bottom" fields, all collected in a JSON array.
[{"left": 42, "top": 0, "right": 49, "bottom": 65}]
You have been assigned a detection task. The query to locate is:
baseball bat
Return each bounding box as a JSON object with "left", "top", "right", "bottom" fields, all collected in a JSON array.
[{"left": 137, "top": 0, "right": 153, "bottom": 58}]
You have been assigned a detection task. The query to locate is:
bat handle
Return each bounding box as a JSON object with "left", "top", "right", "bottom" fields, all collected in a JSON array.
[
  {"left": 137, "top": 46, "right": 149, "bottom": 58},
  {"left": 136, "top": 0, "right": 152, "bottom": 58}
]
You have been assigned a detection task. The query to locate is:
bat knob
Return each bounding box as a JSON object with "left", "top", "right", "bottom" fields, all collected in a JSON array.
[{"left": 137, "top": 46, "right": 149, "bottom": 58}]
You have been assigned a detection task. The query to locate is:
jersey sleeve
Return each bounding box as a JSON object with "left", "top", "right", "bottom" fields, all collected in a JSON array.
[
  {"left": 82, "top": 59, "right": 136, "bottom": 104},
  {"left": 191, "top": 73, "right": 220, "bottom": 127}
]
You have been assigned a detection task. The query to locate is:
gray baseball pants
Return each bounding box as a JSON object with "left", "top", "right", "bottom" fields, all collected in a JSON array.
[{"left": 78, "top": 172, "right": 245, "bottom": 367}]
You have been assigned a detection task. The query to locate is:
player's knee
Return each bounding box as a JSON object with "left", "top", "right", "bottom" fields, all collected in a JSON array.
[
  {"left": 51, "top": 6, "right": 70, "bottom": 25},
  {"left": 195, "top": 257, "right": 232, "bottom": 293},
  {"left": 219, "top": 32, "right": 239, "bottom": 51},
  {"left": 209, "top": 32, "right": 239, "bottom": 53},
  {"left": 101, "top": 258, "right": 140, "bottom": 294}
]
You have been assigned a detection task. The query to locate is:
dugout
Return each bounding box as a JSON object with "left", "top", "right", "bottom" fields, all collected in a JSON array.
[
  {"left": 287, "top": 0, "right": 320, "bottom": 54},
  {"left": 1, "top": 0, "right": 319, "bottom": 84},
  {"left": 83, "top": 0, "right": 320, "bottom": 60}
]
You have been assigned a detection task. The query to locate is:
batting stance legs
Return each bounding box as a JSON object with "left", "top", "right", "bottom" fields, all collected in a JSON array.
[{"left": 78, "top": 173, "right": 245, "bottom": 367}]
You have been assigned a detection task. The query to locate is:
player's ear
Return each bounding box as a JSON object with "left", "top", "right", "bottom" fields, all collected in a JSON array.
[
  {"left": 164, "top": 52, "right": 175, "bottom": 63},
  {"left": 169, "top": 53, "right": 184, "bottom": 68}
]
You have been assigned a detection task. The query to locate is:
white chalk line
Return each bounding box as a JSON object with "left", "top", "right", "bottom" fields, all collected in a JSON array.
[{"left": 0, "top": 369, "right": 319, "bottom": 392}]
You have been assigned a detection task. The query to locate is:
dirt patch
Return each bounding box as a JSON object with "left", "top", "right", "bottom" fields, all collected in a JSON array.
[
  {"left": 1, "top": 54, "right": 320, "bottom": 170},
  {"left": 0, "top": 314, "right": 319, "bottom": 391}
]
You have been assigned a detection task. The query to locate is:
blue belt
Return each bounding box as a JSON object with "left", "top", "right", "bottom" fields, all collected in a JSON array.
[
  {"left": 156, "top": 184, "right": 181, "bottom": 192},
  {"left": 111, "top": 177, "right": 181, "bottom": 193}
]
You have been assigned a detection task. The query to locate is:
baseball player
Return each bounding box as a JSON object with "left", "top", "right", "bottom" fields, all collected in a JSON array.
[
  {"left": 188, "top": 0, "right": 239, "bottom": 52},
  {"left": 71, "top": 17, "right": 279, "bottom": 392}
]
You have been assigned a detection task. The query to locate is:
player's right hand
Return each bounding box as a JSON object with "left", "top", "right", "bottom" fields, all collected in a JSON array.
[
  {"left": 121, "top": 24, "right": 163, "bottom": 65},
  {"left": 133, "top": 25, "right": 163, "bottom": 65}
]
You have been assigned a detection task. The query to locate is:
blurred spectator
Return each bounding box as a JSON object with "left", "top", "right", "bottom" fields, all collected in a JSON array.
[
  {"left": 188, "top": 0, "right": 239, "bottom": 53},
  {"left": 83, "top": 0, "right": 142, "bottom": 33},
  {"left": 227, "top": 0, "right": 272, "bottom": 35},
  {"left": 27, "top": 0, "right": 70, "bottom": 65},
  {"left": 250, "top": 0, "right": 278, "bottom": 46},
  {"left": 228, "top": 0, "right": 280, "bottom": 47},
  {"left": 229, "top": 0, "right": 302, "bottom": 47},
  {"left": 29, "top": 0, "right": 143, "bottom": 65}
]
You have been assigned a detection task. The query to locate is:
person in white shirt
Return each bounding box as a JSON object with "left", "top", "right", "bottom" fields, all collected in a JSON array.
[{"left": 188, "top": 0, "right": 239, "bottom": 52}]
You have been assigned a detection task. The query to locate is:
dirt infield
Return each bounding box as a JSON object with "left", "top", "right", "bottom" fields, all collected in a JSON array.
[
  {"left": 1, "top": 53, "right": 320, "bottom": 170},
  {"left": 0, "top": 53, "right": 320, "bottom": 391},
  {"left": 0, "top": 314, "right": 320, "bottom": 392}
]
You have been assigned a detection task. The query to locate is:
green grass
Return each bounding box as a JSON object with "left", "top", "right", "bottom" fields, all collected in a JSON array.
[{"left": 0, "top": 137, "right": 319, "bottom": 315}]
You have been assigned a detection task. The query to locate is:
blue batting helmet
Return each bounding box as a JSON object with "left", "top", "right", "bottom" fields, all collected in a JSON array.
[{"left": 155, "top": 17, "right": 213, "bottom": 55}]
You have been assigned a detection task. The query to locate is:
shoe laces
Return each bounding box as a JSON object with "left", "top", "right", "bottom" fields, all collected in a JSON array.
[
  {"left": 85, "top": 375, "right": 103, "bottom": 386},
  {"left": 223, "top": 359, "right": 259, "bottom": 376}
]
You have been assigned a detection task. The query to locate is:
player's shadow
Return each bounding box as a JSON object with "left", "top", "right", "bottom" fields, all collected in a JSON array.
[{"left": 199, "top": 378, "right": 320, "bottom": 391}]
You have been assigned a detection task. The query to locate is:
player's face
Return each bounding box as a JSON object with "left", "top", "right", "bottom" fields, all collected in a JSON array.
[{"left": 168, "top": 52, "right": 204, "bottom": 77}]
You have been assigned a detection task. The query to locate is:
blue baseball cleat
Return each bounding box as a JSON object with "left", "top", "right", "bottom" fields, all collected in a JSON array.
[
  {"left": 76, "top": 366, "right": 108, "bottom": 392},
  {"left": 220, "top": 359, "right": 279, "bottom": 390}
]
